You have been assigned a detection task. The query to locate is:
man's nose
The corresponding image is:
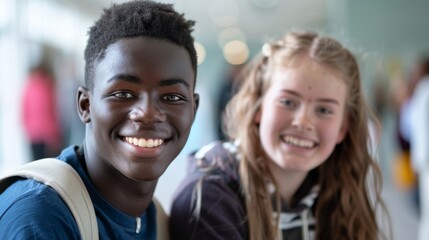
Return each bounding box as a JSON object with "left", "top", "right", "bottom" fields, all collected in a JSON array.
[{"left": 129, "top": 98, "right": 167, "bottom": 124}]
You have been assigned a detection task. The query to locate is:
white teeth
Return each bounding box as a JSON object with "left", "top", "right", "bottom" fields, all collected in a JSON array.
[
  {"left": 138, "top": 138, "right": 146, "bottom": 146},
  {"left": 147, "top": 139, "right": 154, "bottom": 148},
  {"left": 125, "top": 137, "right": 164, "bottom": 148},
  {"left": 283, "top": 135, "right": 315, "bottom": 149}
]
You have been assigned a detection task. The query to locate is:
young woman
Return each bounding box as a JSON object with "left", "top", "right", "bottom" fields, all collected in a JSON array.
[{"left": 169, "top": 31, "right": 389, "bottom": 240}]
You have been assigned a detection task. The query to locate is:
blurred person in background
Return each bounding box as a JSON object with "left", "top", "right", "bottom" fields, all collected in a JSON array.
[
  {"left": 408, "top": 56, "right": 429, "bottom": 240},
  {"left": 57, "top": 58, "right": 85, "bottom": 147},
  {"left": 390, "top": 68, "right": 419, "bottom": 212},
  {"left": 21, "top": 60, "right": 62, "bottom": 160}
]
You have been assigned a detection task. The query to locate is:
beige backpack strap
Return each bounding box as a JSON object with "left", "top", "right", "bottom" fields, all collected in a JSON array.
[
  {"left": 0, "top": 158, "right": 98, "bottom": 240},
  {"left": 153, "top": 197, "right": 170, "bottom": 240}
]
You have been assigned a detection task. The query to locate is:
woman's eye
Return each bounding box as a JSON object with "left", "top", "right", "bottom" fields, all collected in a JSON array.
[
  {"left": 280, "top": 98, "right": 295, "bottom": 107},
  {"left": 112, "top": 91, "right": 133, "bottom": 99},
  {"left": 317, "top": 107, "right": 333, "bottom": 115}
]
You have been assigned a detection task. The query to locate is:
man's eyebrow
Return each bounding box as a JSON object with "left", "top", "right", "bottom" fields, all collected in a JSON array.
[
  {"left": 107, "top": 74, "right": 140, "bottom": 83},
  {"left": 106, "top": 75, "right": 190, "bottom": 89},
  {"left": 159, "top": 78, "right": 190, "bottom": 89}
]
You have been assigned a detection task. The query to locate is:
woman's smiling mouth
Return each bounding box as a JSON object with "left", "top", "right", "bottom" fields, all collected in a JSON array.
[{"left": 281, "top": 135, "right": 317, "bottom": 149}]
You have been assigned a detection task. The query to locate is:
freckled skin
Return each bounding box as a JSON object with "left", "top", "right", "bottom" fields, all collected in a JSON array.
[
  {"left": 255, "top": 56, "right": 350, "bottom": 203},
  {"left": 256, "top": 56, "right": 348, "bottom": 175},
  {"left": 77, "top": 37, "right": 199, "bottom": 216}
]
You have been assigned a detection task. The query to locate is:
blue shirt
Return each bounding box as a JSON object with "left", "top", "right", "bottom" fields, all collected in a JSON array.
[{"left": 0, "top": 145, "right": 156, "bottom": 239}]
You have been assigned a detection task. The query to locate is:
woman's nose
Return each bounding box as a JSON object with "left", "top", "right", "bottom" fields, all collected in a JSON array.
[{"left": 291, "top": 107, "right": 314, "bottom": 131}]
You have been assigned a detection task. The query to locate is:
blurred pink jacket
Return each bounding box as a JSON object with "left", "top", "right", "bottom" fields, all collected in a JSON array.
[{"left": 22, "top": 70, "right": 61, "bottom": 147}]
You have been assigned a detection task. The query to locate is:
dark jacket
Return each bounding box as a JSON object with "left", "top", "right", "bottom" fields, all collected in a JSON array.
[{"left": 169, "top": 141, "right": 319, "bottom": 240}]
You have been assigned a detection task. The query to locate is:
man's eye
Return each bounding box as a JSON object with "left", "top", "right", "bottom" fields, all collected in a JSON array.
[
  {"left": 112, "top": 92, "right": 133, "bottom": 99},
  {"left": 163, "top": 95, "right": 182, "bottom": 102}
]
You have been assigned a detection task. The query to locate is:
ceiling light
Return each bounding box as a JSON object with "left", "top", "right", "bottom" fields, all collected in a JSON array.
[
  {"left": 223, "top": 40, "right": 249, "bottom": 65},
  {"left": 194, "top": 41, "right": 206, "bottom": 65}
]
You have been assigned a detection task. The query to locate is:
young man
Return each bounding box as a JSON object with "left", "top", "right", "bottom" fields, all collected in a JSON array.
[{"left": 0, "top": 1, "right": 199, "bottom": 239}]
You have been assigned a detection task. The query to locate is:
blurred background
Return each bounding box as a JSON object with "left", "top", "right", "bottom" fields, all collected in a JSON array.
[{"left": 1, "top": 0, "right": 428, "bottom": 238}]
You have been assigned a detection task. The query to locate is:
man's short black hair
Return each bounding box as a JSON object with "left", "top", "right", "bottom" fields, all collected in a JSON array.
[{"left": 84, "top": 0, "right": 197, "bottom": 89}]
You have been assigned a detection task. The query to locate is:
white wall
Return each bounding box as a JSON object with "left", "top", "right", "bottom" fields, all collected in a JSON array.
[
  {"left": 0, "top": 0, "right": 30, "bottom": 175},
  {"left": 0, "top": 0, "right": 91, "bottom": 175}
]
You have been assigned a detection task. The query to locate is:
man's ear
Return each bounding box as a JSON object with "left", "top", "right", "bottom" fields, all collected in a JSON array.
[
  {"left": 193, "top": 93, "right": 200, "bottom": 119},
  {"left": 77, "top": 86, "right": 91, "bottom": 123}
]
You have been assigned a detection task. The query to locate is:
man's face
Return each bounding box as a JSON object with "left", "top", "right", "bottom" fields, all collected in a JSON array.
[{"left": 79, "top": 37, "right": 198, "bottom": 181}]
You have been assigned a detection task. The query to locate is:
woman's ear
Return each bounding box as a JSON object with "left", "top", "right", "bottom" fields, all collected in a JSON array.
[
  {"left": 77, "top": 86, "right": 91, "bottom": 123},
  {"left": 254, "top": 108, "right": 261, "bottom": 124},
  {"left": 336, "top": 117, "right": 349, "bottom": 144}
]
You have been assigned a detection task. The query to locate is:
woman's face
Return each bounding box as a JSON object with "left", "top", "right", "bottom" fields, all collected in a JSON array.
[{"left": 255, "top": 56, "right": 348, "bottom": 174}]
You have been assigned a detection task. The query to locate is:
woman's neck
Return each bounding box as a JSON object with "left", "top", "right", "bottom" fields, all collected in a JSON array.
[{"left": 268, "top": 162, "right": 308, "bottom": 207}]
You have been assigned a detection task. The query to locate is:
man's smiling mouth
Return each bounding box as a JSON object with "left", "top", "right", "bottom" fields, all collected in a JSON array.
[
  {"left": 124, "top": 137, "right": 164, "bottom": 148},
  {"left": 282, "top": 135, "right": 316, "bottom": 149}
]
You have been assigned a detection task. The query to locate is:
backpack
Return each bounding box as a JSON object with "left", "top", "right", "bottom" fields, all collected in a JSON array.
[{"left": 0, "top": 158, "right": 169, "bottom": 240}]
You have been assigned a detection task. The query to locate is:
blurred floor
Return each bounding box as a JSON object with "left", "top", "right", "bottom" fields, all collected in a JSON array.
[
  {"left": 382, "top": 172, "right": 419, "bottom": 240},
  {"left": 379, "top": 112, "right": 419, "bottom": 240}
]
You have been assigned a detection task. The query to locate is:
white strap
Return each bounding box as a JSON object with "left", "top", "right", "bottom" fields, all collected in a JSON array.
[
  {"left": 1, "top": 158, "right": 98, "bottom": 240},
  {"left": 1, "top": 158, "right": 170, "bottom": 239},
  {"left": 153, "top": 198, "right": 169, "bottom": 240}
]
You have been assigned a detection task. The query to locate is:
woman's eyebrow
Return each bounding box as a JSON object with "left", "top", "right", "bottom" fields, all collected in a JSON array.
[
  {"left": 281, "top": 89, "right": 340, "bottom": 105},
  {"left": 317, "top": 98, "right": 340, "bottom": 105}
]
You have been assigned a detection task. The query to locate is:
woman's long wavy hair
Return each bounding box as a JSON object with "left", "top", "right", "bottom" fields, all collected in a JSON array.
[{"left": 223, "top": 31, "right": 389, "bottom": 240}]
